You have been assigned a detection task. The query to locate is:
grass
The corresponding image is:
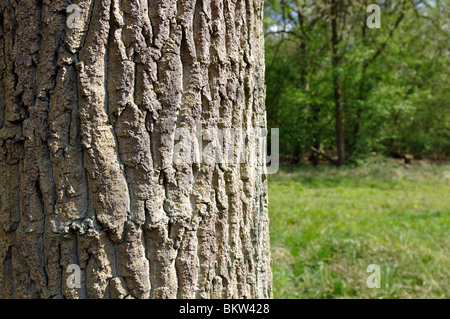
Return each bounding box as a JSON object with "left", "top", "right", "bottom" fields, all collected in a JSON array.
[{"left": 268, "top": 158, "right": 450, "bottom": 298}]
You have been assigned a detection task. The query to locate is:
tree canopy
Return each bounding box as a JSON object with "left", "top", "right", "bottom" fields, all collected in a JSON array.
[{"left": 264, "top": 0, "right": 449, "bottom": 165}]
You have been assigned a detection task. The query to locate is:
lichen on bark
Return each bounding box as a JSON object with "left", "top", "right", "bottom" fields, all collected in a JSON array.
[{"left": 0, "top": 0, "right": 271, "bottom": 299}]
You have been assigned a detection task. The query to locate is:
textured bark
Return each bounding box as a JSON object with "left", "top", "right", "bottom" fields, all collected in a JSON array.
[{"left": 0, "top": 0, "right": 271, "bottom": 299}]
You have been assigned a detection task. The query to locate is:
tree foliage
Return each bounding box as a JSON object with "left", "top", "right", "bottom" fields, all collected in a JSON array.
[{"left": 265, "top": 0, "right": 449, "bottom": 164}]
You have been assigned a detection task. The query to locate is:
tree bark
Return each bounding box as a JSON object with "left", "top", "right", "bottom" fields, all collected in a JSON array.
[{"left": 0, "top": 0, "right": 272, "bottom": 299}]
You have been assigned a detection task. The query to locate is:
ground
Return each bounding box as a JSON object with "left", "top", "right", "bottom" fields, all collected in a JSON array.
[{"left": 269, "top": 158, "right": 449, "bottom": 298}]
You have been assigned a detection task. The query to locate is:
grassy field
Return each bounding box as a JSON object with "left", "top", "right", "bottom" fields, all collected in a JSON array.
[{"left": 269, "top": 158, "right": 450, "bottom": 298}]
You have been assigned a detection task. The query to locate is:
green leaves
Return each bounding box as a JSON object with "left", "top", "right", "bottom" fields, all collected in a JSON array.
[{"left": 265, "top": 0, "right": 449, "bottom": 163}]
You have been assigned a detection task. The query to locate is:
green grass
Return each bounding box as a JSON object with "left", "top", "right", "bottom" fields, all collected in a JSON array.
[{"left": 269, "top": 158, "right": 450, "bottom": 298}]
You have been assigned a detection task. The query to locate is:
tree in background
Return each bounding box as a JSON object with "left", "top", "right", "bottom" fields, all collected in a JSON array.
[{"left": 265, "top": 0, "right": 449, "bottom": 165}]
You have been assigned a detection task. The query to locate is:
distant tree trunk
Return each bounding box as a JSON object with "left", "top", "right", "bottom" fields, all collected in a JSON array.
[
  {"left": 331, "top": 0, "right": 345, "bottom": 165},
  {"left": 293, "top": 41, "right": 309, "bottom": 164},
  {"left": 0, "top": 0, "right": 272, "bottom": 299},
  {"left": 308, "top": 102, "right": 321, "bottom": 166}
]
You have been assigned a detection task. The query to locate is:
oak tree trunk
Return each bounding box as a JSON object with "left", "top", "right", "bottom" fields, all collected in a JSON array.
[{"left": 0, "top": 0, "right": 272, "bottom": 299}]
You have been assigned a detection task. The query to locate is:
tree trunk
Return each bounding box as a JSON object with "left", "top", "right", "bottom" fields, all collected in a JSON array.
[
  {"left": 0, "top": 0, "right": 272, "bottom": 299},
  {"left": 293, "top": 40, "right": 308, "bottom": 165},
  {"left": 331, "top": 0, "right": 345, "bottom": 165}
]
